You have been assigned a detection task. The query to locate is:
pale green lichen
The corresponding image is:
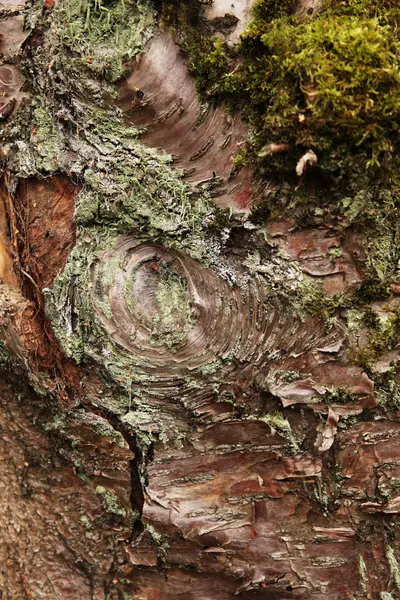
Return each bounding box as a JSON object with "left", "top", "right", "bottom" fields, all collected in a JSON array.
[
  {"left": 359, "top": 555, "right": 368, "bottom": 594},
  {"left": 258, "top": 411, "right": 299, "bottom": 452},
  {"left": 374, "top": 373, "right": 400, "bottom": 412},
  {"left": 386, "top": 545, "right": 400, "bottom": 592},
  {"left": 41, "top": 106, "right": 223, "bottom": 381},
  {"left": 144, "top": 523, "right": 170, "bottom": 562},
  {"left": 314, "top": 479, "right": 329, "bottom": 515},
  {"left": 151, "top": 269, "right": 193, "bottom": 349},
  {"left": 76, "top": 411, "right": 126, "bottom": 447},
  {"left": 80, "top": 514, "right": 94, "bottom": 539},
  {"left": 95, "top": 485, "right": 127, "bottom": 517},
  {"left": 122, "top": 404, "right": 186, "bottom": 448},
  {"left": 30, "top": 102, "right": 69, "bottom": 172}
]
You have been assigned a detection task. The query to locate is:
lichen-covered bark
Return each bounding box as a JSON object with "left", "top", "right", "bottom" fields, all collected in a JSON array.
[{"left": 0, "top": 0, "right": 400, "bottom": 598}]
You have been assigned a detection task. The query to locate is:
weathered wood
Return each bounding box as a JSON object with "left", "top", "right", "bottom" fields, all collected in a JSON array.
[{"left": 0, "top": 0, "right": 399, "bottom": 598}]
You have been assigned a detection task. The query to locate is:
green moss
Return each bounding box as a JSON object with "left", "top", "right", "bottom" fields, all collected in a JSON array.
[
  {"left": 253, "top": 14, "right": 400, "bottom": 166},
  {"left": 294, "top": 280, "right": 345, "bottom": 326},
  {"left": 189, "top": 35, "right": 230, "bottom": 96},
  {"left": 357, "top": 280, "right": 391, "bottom": 303},
  {"left": 354, "top": 303, "right": 400, "bottom": 368},
  {"left": 169, "top": 0, "right": 400, "bottom": 184},
  {"left": 249, "top": 197, "right": 271, "bottom": 226},
  {"left": 361, "top": 206, "right": 400, "bottom": 300},
  {"left": 322, "top": 388, "right": 355, "bottom": 405},
  {"left": 246, "top": 0, "right": 296, "bottom": 24}
]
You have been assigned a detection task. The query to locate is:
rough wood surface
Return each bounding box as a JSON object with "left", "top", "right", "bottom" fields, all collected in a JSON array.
[{"left": 0, "top": 0, "right": 399, "bottom": 598}]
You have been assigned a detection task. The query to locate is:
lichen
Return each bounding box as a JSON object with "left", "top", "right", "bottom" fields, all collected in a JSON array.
[
  {"left": 293, "top": 279, "right": 343, "bottom": 327},
  {"left": 95, "top": 485, "right": 127, "bottom": 517},
  {"left": 372, "top": 371, "right": 400, "bottom": 412},
  {"left": 147, "top": 266, "right": 193, "bottom": 349},
  {"left": 322, "top": 388, "right": 355, "bottom": 406},
  {"left": 144, "top": 523, "right": 170, "bottom": 562},
  {"left": 56, "top": 0, "right": 154, "bottom": 83},
  {"left": 40, "top": 105, "right": 226, "bottom": 379},
  {"left": 121, "top": 404, "right": 186, "bottom": 448},
  {"left": 30, "top": 101, "right": 69, "bottom": 172},
  {"left": 252, "top": 411, "right": 299, "bottom": 452},
  {"left": 358, "top": 554, "right": 368, "bottom": 594},
  {"left": 386, "top": 545, "right": 400, "bottom": 592}
]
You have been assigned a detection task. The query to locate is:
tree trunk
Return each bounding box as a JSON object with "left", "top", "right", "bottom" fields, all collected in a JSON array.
[{"left": 0, "top": 0, "right": 399, "bottom": 598}]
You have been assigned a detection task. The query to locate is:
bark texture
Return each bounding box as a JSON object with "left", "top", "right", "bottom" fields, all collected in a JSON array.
[{"left": 0, "top": 0, "right": 400, "bottom": 599}]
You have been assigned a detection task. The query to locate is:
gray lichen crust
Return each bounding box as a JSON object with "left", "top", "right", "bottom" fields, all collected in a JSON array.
[{"left": 8, "top": 0, "right": 383, "bottom": 450}]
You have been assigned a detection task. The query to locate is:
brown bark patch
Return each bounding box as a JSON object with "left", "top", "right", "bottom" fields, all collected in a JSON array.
[
  {"left": 0, "top": 184, "right": 19, "bottom": 287},
  {"left": 0, "top": 16, "right": 30, "bottom": 57},
  {"left": 17, "top": 174, "right": 79, "bottom": 289},
  {"left": 267, "top": 221, "right": 365, "bottom": 295},
  {"left": 1, "top": 175, "right": 82, "bottom": 386},
  {"left": 117, "top": 32, "right": 258, "bottom": 212}
]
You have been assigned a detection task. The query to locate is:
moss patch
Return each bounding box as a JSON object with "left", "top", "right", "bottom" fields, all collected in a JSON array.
[
  {"left": 172, "top": 0, "right": 400, "bottom": 177},
  {"left": 353, "top": 303, "right": 400, "bottom": 368}
]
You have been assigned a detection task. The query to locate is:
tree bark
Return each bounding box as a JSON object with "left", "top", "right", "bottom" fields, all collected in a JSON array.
[{"left": 0, "top": 1, "right": 399, "bottom": 599}]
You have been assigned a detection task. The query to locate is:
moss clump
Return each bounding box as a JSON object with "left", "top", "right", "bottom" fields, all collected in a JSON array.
[
  {"left": 294, "top": 280, "right": 346, "bottom": 326},
  {"left": 360, "top": 203, "right": 400, "bottom": 300},
  {"left": 355, "top": 304, "right": 400, "bottom": 368},
  {"left": 374, "top": 371, "right": 400, "bottom": 411},
  {"left": 357, "top": 279, "right": 391, "bottom": 303},
  {"left": 228, "top": 11, "right": 400, "bottom": 172},
  {"left": 171, "top": 0, "right": 400, "bottom": 179},
  {"left": 158, "top": 0, "right": 232, "bottom": 96},
  {"left": 188, "top": 35, "right": 230, "bottom": 96},
  {"left": 244, "top": 0, "right": 296, "bottom": 24}
]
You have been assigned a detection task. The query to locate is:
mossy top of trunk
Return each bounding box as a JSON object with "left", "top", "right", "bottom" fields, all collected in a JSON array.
[{"left": 172, "top": 0, "right": 400, "bottom": 179}]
